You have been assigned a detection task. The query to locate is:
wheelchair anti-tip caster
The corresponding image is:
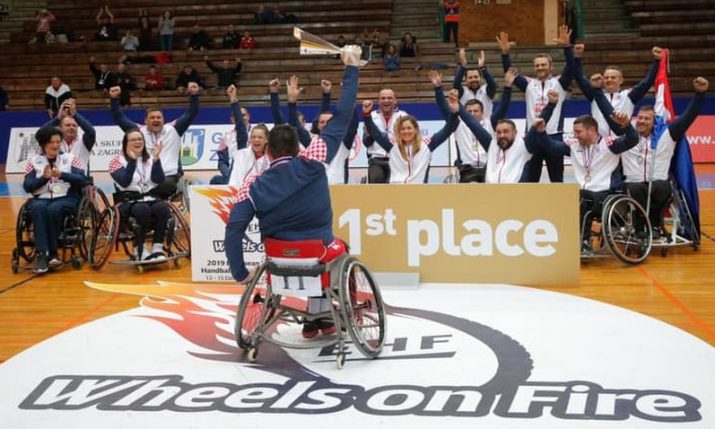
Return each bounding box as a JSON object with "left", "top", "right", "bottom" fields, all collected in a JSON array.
[
  {"left": 336, "top": 353, "right": 345, "bottom": 369},
  {"left": 247, "top": 347, "right": 258, "bottom": 362}
]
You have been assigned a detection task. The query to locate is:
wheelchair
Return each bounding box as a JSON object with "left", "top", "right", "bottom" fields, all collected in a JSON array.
[
  {"left": 580, "top": 192, "right": 652, "bottom": 265},
  {"left": 88, "top": 191, "right": 190, "bottom": 272},
  {"left": 442, "top": 162, "right": 486, "bottom": 184},
  {"left": 649, "top": 183, "right": 700, "bottom": 257},
  {"left": 234, "top": 238, "right": 387, "bottom": 369},
  {"left": 11, "top": 183, "right": 110, "bottom": 274}
]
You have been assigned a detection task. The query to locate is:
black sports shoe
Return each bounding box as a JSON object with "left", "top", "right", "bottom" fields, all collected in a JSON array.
[{"left": 34, "top": 253, "right": 49, "bottom": 274}]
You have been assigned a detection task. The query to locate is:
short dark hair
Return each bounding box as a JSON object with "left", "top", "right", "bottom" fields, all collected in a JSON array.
[
  {"left": 496, "top": 119, "right": 517, "bottom": 131},
  {"left": 268, "top": 124, "right": 300, "bottom": 158},
  {"left": 35, "top": 126, "right": 62, "bottom": 148},
  {"left": 638, "top": 105, "right": 655, "bottom": 114},
  {"left": 574, "top": 115, "right": 598, "bottom": 130},
  {"left": 465, "top": 99, "right": 484, "bottom": 110}
]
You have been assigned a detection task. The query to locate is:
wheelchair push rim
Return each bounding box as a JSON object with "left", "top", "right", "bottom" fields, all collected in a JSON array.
[
  {"left": 603, "top": 196, "right": 652, "bottom": 265},
  {"left": 235, "top": 264, "right": 275, "bottom": 350}
]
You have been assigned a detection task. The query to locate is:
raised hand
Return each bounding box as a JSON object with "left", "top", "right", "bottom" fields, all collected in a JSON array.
[
  {"left": 534, "top": 118, "right": 546, "bottom": 133},
  {"left": 151, "top": 142, "right": 163, "bottom": 160},
  {"left": 320, "top": 79, "right": 332, "bottom": 93},
  {"left": 553, "top": 25, "right": 572, "bottom": 47},
  {"left": 286, "top": 75, "right": 302, "bottom": 103},
  {"left": 693, "top": 76, "right": 709, "bottom": 93},
  {"left": 477, "top": 50, "right": 485, "bottom": 68},
  {"left": 362, "top": 100, "right": 374, "bottom": 115},
  {"left": 428, "top": 69, "right": 443, "bottom": 87},
  {"left": 226, "top": 84, "right": 237, "bottom": 101},
  {"left": 447, "top": 91, "right": 459, "bottom": 113},
  {"left": 459, "top": 48, "right": 467, "bottom": 67},
  {"left": 341, "top": 45, "right": 362, "bottom": 67},
  {"left": 58, "top": 100, "right": 71, "bottom": 119},
  {"left": 574, "top": 44, "right": 585, "bottom": 58},
  {"left": 42, "top": 164, "right": 52, "bottom": 179},
  {"left": 611, "top": 111, "right": 631, "bottom": 127},
  {"left": 496, "top": 31, "right": 511, "bottom": 54},
  {"left": 67, "top": 98, "right": 77, "bottom": 116},
  {"left": 268, "top": 78, "right": 280, "bottom": 93},
  {"left": 590, "top": 73, "right": 604, "bottom": 89},
  {"left": 547, "top": 89, "right": 559, "bottom": 104},
  {"left": 109, "top": 86, "right": 121, "bottom": 99},
  {"left": 504, "top": 67, "right": 517, "bottom": 87},
  {"left": 652, "top": 46, "right": 663, "bottom": 59},
  {"left": 188, "top": 82, "right": 200, "bottom": 95}
]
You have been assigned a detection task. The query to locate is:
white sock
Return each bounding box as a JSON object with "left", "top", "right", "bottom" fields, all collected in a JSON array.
[{"left": 152, "top": 243, "right": 164, "bottom": 254}]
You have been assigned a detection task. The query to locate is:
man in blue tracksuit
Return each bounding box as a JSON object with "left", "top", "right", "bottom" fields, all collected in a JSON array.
[{"left": 225, "top": 46, "right": 362, "bottom": 337}]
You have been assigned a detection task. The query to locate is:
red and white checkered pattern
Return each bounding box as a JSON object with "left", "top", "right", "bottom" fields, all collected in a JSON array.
[
  {"left": 108, "top": 155, "right": 124, "bottom": 174},
  {"left": 299, "top": 136, "right": 327, "bottom": 163}
]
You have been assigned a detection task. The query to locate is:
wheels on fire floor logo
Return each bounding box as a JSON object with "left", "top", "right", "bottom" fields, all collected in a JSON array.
[{"left": 17, "top": 281, "right": 702, "bottom": 423}]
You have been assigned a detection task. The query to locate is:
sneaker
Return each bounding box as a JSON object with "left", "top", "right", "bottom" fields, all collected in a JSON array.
[
  {"left": 34, "top": 253, "right": 49, "bottom": 274},
  {"left": 651, "top": 227, "right": 662, "bottom": 240},
  {"left": 48, "top": 255, "right": 63, "bottom": 269},
  {"left": 302, "top": 321, "right": 319, "bottom": 339},
  {"left": 145, "top": 252, "right": 167, "bottom": 262}
]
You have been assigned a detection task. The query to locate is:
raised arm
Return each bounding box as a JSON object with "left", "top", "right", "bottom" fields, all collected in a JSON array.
[
  {"left": 342, "top": 109, "right": 359, "bottom": 150},
  {"left": 572, "top": 44, "right": 596, "bottom": 101},
  {"left": 75, "top": 112, "right": 96, "bottom": 152},
  {"left": 458, "top": 105, "right": 492, "bottom": 152},
  {"left": 555, "top": 26, "right": 575, "bottom": 90},
  {"left": 173, "top": 83, "right": 200, "bottom": 136},
  {"left": 591, "top": 75, "right": 627, "bottom": 135},
  {"left": 427, "top": 93, "right": 460, "bottom": 152},
  {"left": 227, "top": 85, "right": 248, "bottom": 150},
  {"left": 491, "top": 68, "right": 516, "bottom": 128},
  {"left": 204, "top": 58, "right": 220, "bottom": 74},
  {"left": 608, "top": 112, "right": 639, "bottom": 154},
  {"left": 319, "top": 54, "right": 361, "bottom": 164},
  {"left": 497, "top": 31, "right": 528, "bottom": 92},
  {"left": 669, "top": 77, "right": 708, "bottom": 142},
  {"left": 108, "top": 86, "right": 139, "bottom": 131},
  {"left": 150, "top": 151, "right": 165, "bottom": 184},
  {"left": 538, "top": 89, "right": 559, "bottom": 125},
  {"left": 319, "top": 79, "right": 332, "bottom": 113},
  {"left": 286, "top": 75, "right": 312, "bottom": 147},
  {"left": 628, "top": 47, "right": 662, "bottom": 104},
  {"left": 268, "top": 78, "right": 285, "bottom": 124},
  {"left": 429, "top": 69, "right": 451, "bottom": 119},
  {"left": 453, "top": 48, "right": 468, "bottom": 97}
]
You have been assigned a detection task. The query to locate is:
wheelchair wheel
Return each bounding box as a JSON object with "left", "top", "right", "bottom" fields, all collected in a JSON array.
[
  {"left": 168, "top": 203, "right": 191, "bottom": 257},
  {"left": 15, "top": 202, "right": 35, "bottom": 263},
  {"left": 90, "top": 207, "right": 119, "bottom": 270},
  {"left": 602, "top": 196, "right": 651, "bottom": 265},
  {"left": 77, "top": 187, "right": 110, "bottom": 261},
  {"left": 234, "top": 263, "right": 274, "bottom": 350},
  {"left": 338, "top": 257, "right": 386, "bottom": 358}
]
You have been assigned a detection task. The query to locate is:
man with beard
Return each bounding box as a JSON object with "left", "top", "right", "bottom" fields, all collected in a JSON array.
[
  {"left": 42, "top": 98, "right": 96, "bottom": 174},
  {"left": 497, "top": 25, "right": 575, "bottom": 183},
  {"left": 362, "top": 88, "right": 409, "bottom": 183},
  {"left": 538, "top": 89, "right": 639, "bottom": 245},
  {"left": 109, "top": 82, "right": 200, "bottom": 187},
  {"left": 453, "top": 48, "right": 497, "bottom": 119}
]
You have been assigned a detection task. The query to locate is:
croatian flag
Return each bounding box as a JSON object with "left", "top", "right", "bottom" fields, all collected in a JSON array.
[{"left": 656, "top": 49, "right": 700, "bottom": 236}]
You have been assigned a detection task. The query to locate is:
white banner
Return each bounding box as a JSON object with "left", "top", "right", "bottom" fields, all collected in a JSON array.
[{"left": 189, "top": 185, "right": 264, "bottom": 282}]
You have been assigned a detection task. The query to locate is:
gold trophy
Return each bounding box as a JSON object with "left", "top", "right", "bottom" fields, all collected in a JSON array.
[{"left": 293, "top": 27, "right": 366, "bottom": 65}]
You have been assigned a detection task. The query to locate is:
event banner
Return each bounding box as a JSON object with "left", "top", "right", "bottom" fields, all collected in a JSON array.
[
  {"left": 189, "top": 183, "right": 579, "bottom": 286},
  {"left": 330, "top": 184, "right": 580, "bottom": 286},
  {"left": 189, "top": 185, "right": 263, "bottom": 282}
]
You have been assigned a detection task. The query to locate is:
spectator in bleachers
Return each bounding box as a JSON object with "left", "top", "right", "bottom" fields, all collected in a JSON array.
[
  {"left": 383, "top": 44, "right": 400, "bottom": 71},
  {"left": 44, "top": 77, "right": 72, "bottom": 118},
  {"left": 204, "top": 56, "right": 242, "bottom": 90},
  {"left": 94, "top": 6, "right": 118, "bottom": 42},
  {"left": 188, "top": 23, "right": 210, "bottom": 51},
  {"left": 144, "top": 65, "right": 164, "bottom": 91},
  {"left": 159, "top": 10, "right": 175, "bottom": 51},
  {"left": 371, "top": 30, "right": 383, "bottom": 58},
  {"left": 274, "top": 6, "right": 298, "bottom": 24},
  {"left": 254, "top": 5, "right": 277, "bottom": 24},
  {"left": 443, "top": 0, "right": 460, "bottom": 48},
  {"left": 336, "top": 35, "right": 346, "bottom": 49},
  {"left": 222, "top": 24, "right": 240, "bottom": 48},
  {"left": 89, "top": 57, "right": 116, "bottom": 92},
  {"left": 0, "top": 85, "right": 7, "bottom": 111},
  {"left": 115, "top": 63, "right": 136, "bottom": 107},
  {"left": 121, "top": 30, "right": 140, "bottom": 51},
  {"left": 175, "top": 65, "right": 204, "bottom": 94},
  {"left": 31, "top": 8, "right": 55, "bottom": 44},
  {"left": 240, "top": 31, "right": 256, "bottom": 50},
  {"left": 399, "top": 32, "right": 418, "bottom": 57},
  {"left": 138, "top": 9, "right": 153, "bottom": 51}
]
